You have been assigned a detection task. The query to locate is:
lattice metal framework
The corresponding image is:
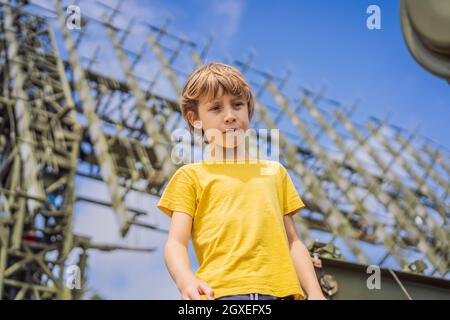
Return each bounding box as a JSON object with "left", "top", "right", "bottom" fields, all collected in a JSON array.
[{"left": 0, "top": 0, "right": 448, "bottom": 300}]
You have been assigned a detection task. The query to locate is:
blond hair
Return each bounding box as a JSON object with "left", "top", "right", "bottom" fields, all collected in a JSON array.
[{"left": 180, "top": 62, "right": 255, "bottom": 133}]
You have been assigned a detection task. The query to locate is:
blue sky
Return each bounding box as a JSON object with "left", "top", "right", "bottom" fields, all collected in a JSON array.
[
  {"left": 33, "top": 0, "right": 449, "bottom": 299},
  {"left": 144, "top": 0, "right": 449, "bottom": 148}
]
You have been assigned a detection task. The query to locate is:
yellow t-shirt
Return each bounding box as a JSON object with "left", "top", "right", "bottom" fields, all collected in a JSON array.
[{"left": 157, "top": 159, "right": 306, "bottom": 300}]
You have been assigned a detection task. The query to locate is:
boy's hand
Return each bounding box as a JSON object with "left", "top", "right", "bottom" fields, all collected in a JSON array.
[{"left": 179, "top": 276, "right": 215, "bottom": 300}]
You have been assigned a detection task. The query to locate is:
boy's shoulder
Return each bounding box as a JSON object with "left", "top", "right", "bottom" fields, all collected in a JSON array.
[{"left": 172, "top": 161, "right": 203, "bottom": 176}]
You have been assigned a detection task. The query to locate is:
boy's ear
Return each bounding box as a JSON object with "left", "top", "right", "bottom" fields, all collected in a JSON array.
[{"left": 186, "top": 110, "right": 198, "bottom": 128}]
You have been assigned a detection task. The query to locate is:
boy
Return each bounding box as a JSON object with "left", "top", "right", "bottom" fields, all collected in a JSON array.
[{"left": 157, "top": 63, "right": 325, "bottom": 300}]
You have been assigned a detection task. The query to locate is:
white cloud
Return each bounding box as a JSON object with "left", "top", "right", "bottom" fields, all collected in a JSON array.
[{"left": 210, "top": 0, "right": 246, "bottom": 41}]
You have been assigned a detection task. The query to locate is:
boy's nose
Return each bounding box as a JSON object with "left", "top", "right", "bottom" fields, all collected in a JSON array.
[
  {"left": 224, "top": 115, "right": 236, "bottom": 124},
  {"left": 224, "top": 108, "right": 237, "bottom": 123}
]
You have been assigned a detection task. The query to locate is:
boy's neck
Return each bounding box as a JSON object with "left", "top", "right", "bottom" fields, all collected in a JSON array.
[{"left": 204, "top": 143, "right": 248, "bottom": 163}]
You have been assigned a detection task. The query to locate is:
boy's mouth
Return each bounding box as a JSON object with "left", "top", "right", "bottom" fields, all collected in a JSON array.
[{"left": 223, "top": 128, "right": 239, "bottom": 134}]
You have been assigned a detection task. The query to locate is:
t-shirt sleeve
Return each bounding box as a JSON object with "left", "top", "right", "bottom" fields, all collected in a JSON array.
[
  {"left": 280, "top": 164, "right": 306, "bottom": 215},
  {"left": 156, "top": 167, "right": 197, "bottom": 219}
]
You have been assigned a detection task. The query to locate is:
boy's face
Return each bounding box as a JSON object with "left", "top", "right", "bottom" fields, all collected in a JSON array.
[{"left": 194, "top": 88, "right": 249, "bottom": 148}]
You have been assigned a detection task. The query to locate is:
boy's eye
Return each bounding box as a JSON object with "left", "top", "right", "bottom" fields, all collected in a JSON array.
[{"left": 210, "top": 105, "right": 221, "bottom": 111}]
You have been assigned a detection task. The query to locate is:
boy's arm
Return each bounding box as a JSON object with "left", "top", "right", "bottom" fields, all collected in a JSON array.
[
  {"left": 283, "top": 213, "right": 326, "bottom": 300},
  {"left": 164, "top": 211, "right": 215, "bottom": 300}
]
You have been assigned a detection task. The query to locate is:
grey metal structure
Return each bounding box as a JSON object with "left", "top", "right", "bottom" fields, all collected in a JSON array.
[
  {"left": 400, "top": 0, "right": 450, "bottom": 83},
  {"left": 0, "top": 0, "right": 448, "bottom": 300}
]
